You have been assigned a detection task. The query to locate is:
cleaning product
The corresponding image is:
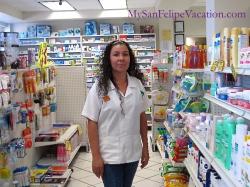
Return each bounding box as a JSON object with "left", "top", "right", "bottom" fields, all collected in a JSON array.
[
  {"left": 234, "top": 117, "right": 248, "bottom": 179},
  {"left": 224, "top": 117, "right": 236, "bottom": 169},
  {"left": 223, "top": 28, "right": 231, "bottom": 67},
  {"left": 230, "top": 27, "right": 240, "bottom": 68},
  {"left": 214, "top": 119, "right": 223, "bottom": 159}
]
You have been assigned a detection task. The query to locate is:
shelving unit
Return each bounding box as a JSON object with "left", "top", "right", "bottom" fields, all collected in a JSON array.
[
  {"left": 35, "top": 125, "right": 79, "bottom": 147},
  {"left": 188, "top": 131, "right": 242, "bottom": 187},
  {"left": 156, "top": 140, "right": 166, "bottom": 160},
  {"left": 183, "top": 159, "right": 202, "bottom": 187},
  {"left": 30, "top": 169, "right": 72, "bottom": 187},
  {"left": 204, "top": 93, "right": 250, "bottom": 120},
  {"left": 37, "top": 144, "right": 81, "bottom": 167}
]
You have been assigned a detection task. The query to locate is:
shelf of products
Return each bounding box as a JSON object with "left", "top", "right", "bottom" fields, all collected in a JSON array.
[
  {"left": 156, "top": 140, "right": 166, "bottom": 160},
  {"left": 204, "top": 93, "right": 249, "bottom": 120},
  {"left": 188, "top": 131, "right": 242, "bottom": 187},
  {"left": 206, "top": 66, "right": 250, "bottom": 76},
  {"left": 30, "top": 169, "right": 72, "bottom": 187},
  {"left": 34, "top": 125, "right": 79, "bottom": 147},
  {"left": 36, "top": 144, "right": 81, "bottom": 167},
  {"left": 183, "top": 159, "right": 203, "bottom": 187}
]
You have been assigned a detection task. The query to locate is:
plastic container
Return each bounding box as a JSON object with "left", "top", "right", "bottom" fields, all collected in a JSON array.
[
  {"left": 228, "top": 93, "right": 238, "bottom": 105},
  {"left": 230, "top": 27, "right": 240, "bottom": 68}
]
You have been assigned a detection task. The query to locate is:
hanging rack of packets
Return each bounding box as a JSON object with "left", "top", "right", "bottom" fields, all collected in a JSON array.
[{"left": 151, "top": 50, "right": 170, "bottom": 121}]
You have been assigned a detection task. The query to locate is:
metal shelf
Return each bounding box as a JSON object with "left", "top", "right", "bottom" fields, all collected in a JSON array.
[
  {"left": 156, "top": 140, "right": 165, "bottom": 160},
  {"left": 206, "top": 66, "right": 250, "bottom": 76},
  {"left": 184, "top": 159, "right": 203, "bottom": 187},
  {"left": 204, "top": 94, "right": 250, "bottom": 119},
  {"left": 172, "top": 87, "right": 204, "bottom": 97},
  {"left": 30, "top": 169, "right": 72, "bottom": 187},
  {"left": 188, "top": 131, "right": 242, "bottom": 187},
  {"left": 163, "top": 121, "right": 175, "bottom": 139},
  {"left": 67, "top": 144, "right": 81, "bottom": 166},
  {"left": 48, "top": 51, "right": 81, "bottom": 54},
  {"left": 135, "top": 55, "right": 154, "bottom": 58},
  {"left": 34, "top": 125, "right": 78, "bottom": 147}
]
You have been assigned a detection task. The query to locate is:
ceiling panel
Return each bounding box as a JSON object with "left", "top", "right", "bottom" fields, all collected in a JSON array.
[
  {"left": 127, "top": 0, "right": 158, "bottom": 8},
  {"left": 0, "top": 0, "right": 158, "bottom": 12}
]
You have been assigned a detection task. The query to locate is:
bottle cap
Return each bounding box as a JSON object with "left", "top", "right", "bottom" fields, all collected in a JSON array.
[{"left": 236, "top": 117, "right": 245, "bottom": 124}]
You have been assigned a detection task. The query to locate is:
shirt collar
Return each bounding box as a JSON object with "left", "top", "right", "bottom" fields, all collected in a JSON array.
[{"left": 110, "top": 73, "right": 137, "bottom": 90}]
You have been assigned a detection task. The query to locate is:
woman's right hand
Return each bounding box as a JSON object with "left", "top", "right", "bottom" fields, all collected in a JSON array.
[{"left": 92, "top": 156, "right": 104, "bottom": 179}]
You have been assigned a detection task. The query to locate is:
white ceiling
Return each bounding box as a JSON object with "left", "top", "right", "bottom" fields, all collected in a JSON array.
[
  {"left": 0, "top": 0, "right": 159, "bottom": 12},
  {"left": 0, "top": 0, "right": 205, "bottom": 23}
]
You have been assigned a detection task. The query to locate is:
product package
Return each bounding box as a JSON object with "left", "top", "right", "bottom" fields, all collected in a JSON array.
[
  {"left": 100, "top": 23, "right": 111, "bottom": 35},
  {"left": 112, "top": 25, "right": 120, "bottom": 34},
  {"left": 122, "top": 23, "right": 135, "bottom": 34},
  {"left": 74, "top": 28, "right": 81, "bottom": 36},
  {"left": 19, "top": 32, "right": 28, "bottom": 39},
  {"left": 67, "top": 28, "right": 74, "bottom": 36},
  {"left": 140, "top": 25, "right": 154, "bottom": 33},
  {"left": 27, "top": 25, "right": 37, "bottom": 38},
  {"left": 36, "top": 25, "right": 52, "bottom": 37},
  {"left": 84, "top": 20, "right": 97, "bottom": 35}
]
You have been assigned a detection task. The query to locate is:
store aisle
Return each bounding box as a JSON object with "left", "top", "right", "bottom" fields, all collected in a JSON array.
[{"left": 67, "top": 134, "right": 164, "bottom": 187}]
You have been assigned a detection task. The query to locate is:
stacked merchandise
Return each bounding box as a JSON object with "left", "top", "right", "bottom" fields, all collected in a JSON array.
[
  {"left": 0, "top": 33, "right": 82, "bottom": 186},
  {"left": 183, "top": 111, "right": 250, "bottom": 186},
  {"left": 161, "top": 163, "right": 189, "bottom": 187},
  {"left": 172, "top": 48, "right": 209, "bottom": 114}
]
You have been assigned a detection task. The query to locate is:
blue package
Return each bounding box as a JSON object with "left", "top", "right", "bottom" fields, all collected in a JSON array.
[
  {"left": 122, "top": 23, "right": 135, "bottom": 34},
  {"left": 67, "top": 28, "right": 74, "bottom": 36},
  {"left": 100, "top": 23, "right": 111, "bottom": 35},
  {"left": 84, "top": 20, "right": 97, "bottom": 35},
  {"left": 19, "top": 32, "right": 27, "bottom": 39},
  {"left": 74, "top": 28, "right": 81, "bottom": 36},
  {"left": 27, "top": 25, "right": 37, "bottom": 38},
  {"left": 36, "top": 25, "right": 51, "bottom": 37}
]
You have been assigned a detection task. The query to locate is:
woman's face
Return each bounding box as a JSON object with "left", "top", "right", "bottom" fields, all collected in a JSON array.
[{"left": 110, "top": 44, "right": 130, "bottom": 74}]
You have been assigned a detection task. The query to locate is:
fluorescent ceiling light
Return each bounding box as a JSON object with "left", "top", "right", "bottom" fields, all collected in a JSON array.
[
  {"left": 99, "top": 0, "right": 127, "bottom": 9},
  {"left": 39, "top": 1, "right": 75, "bottom": 11}
]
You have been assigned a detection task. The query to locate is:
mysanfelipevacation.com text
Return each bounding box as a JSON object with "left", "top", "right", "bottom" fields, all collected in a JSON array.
[{"left": 128, "top": 9, "right": 247, "bottom": 19}]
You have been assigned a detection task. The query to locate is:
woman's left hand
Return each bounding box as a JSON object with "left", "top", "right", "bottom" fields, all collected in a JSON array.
[{"left": 140, "top": 146, "right": 149, "bottom": 169}]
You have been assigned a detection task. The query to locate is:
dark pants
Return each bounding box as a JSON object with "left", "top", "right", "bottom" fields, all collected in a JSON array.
[{"left": 103, "top": 161, "right": 139, "bottom": 187}]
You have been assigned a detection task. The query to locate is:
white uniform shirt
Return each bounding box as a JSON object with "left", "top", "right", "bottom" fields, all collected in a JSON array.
[{"left": 82, "top": 74, "right": 150, "bottom": 164}]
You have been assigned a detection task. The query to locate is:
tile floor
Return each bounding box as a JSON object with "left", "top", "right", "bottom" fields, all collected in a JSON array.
[{"left": 67, "top": 136, "right": 164, "bottom": 187}]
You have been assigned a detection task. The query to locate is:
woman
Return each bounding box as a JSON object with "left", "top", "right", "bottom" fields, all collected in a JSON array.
[{"left": 82, "top": 40, "right": 150, "bottom": 187}]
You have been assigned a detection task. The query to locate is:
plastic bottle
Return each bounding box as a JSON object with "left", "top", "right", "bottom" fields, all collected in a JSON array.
[
  {"left": 223, "top": 28, "right": 231, "bottom": 67},
  {"left": 214, "top": 119, "right": 223, "bottom": 159},
  {"left": 224, "top": 117, "right": 236, "bottom": 169},
  {"left": 185, "top": 46, "right": 191, "bottom": 68},
  {"left": 234, "top": 117, "right": 248, "bottom": 178},
  {"left": 230, "top": 27, "right": 240, "bottom": 68}
]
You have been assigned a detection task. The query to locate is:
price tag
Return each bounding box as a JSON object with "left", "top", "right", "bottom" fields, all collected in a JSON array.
[
  {"left": 175, "top": 69, "right": 183, "bottom": 77},
  {"left": 217, "top": 60, "right": 225, "bottom": 71},
  {"left": 65, "top": 140, "right": 72, "bottom": 151},
  {"left": 77, "top": 124, "right": 83, "bottom": 135},
  {"left": 210, "top": 61, "right": 218, "bottom": 72},
  {"left": 82, "top": 59, "right": 87, "bottom": 65},
  {"left": 230, "top": 64, "right": 237, "bottom": 80},
  {"left": 177, "top": 91, "right": 184, "bottom": 99}
]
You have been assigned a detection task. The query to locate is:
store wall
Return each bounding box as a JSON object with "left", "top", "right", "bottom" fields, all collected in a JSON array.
[{"left": 156, "top": 0, "right": 206, "bottom": 50}]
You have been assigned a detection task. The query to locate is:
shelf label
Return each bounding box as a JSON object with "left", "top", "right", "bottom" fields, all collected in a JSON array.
[
  {"left": 210, "top": 61, "right": 218, "bottom": 72},
  {"left": 65, "top": 140, "right": 72, "bottom": 151},
  {"left": 217, "top": 60, "right": 225, "bottom": 71},
  {"left": 177, "top": 91, "right": 184, "bottom": 99},
  {"left": 174, "top": 69, "right": 183, "bottom": 76},
  {"left": 77, "top": 125, "right": 83, "bottom": 135}
]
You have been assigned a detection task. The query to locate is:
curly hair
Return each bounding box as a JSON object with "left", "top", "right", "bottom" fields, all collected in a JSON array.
[{"left": 97, "top": 40, "right": 144, "bottom": 96}]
